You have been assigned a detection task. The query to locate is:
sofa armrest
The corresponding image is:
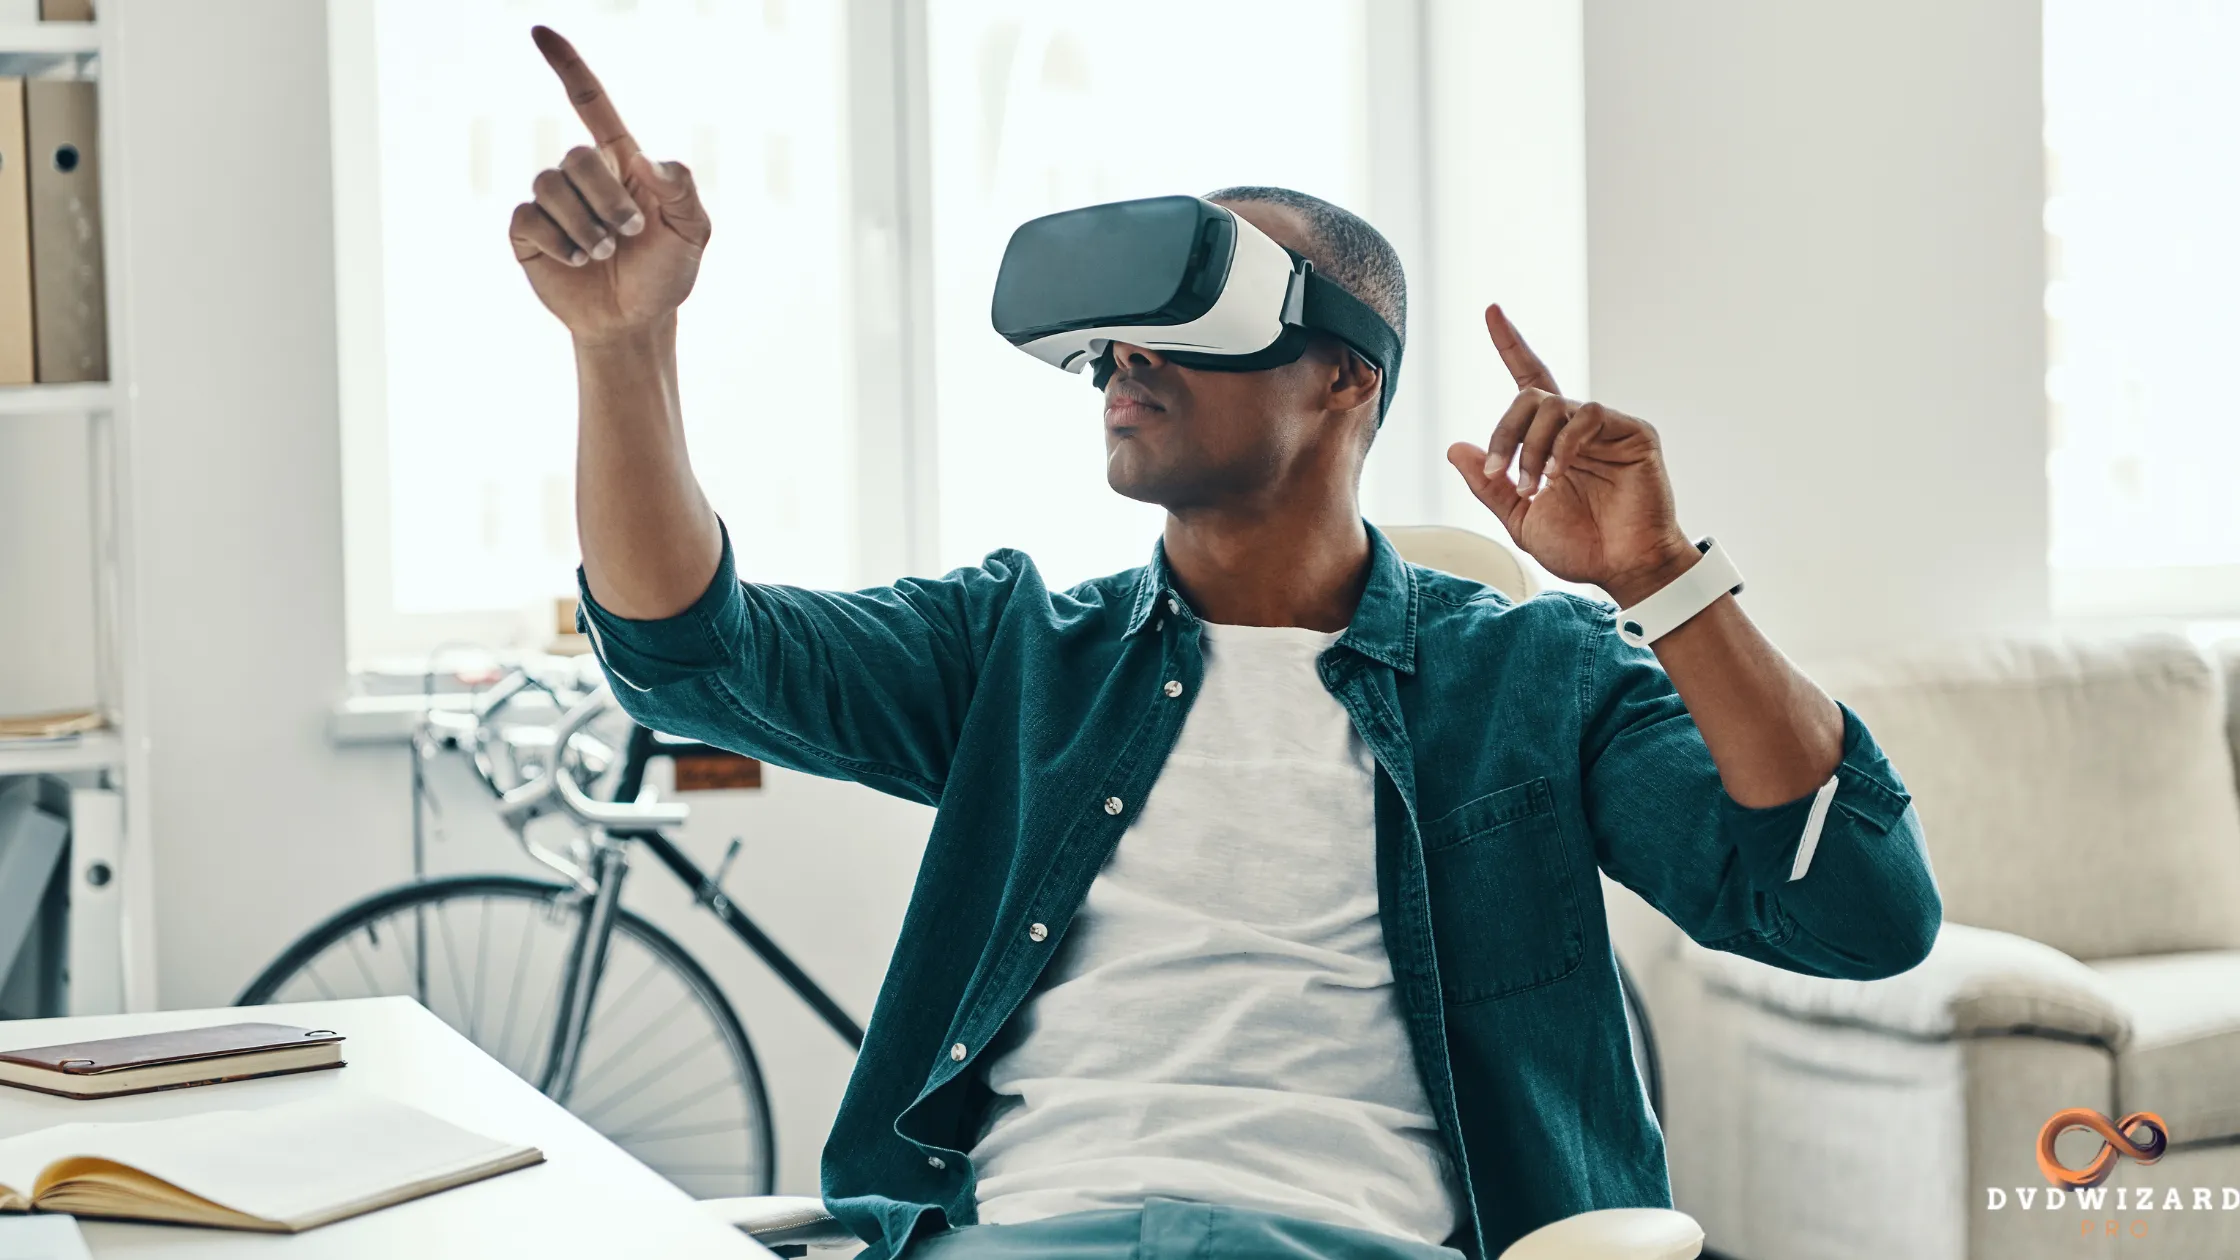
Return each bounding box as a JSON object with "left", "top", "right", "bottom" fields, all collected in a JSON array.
[{"left": 1683, "top": 922, "right": 2132, "bottom": 1049}]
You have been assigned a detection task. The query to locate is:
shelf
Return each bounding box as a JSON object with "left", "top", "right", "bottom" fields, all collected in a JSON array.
[
  {"left": 0, "top": 381, "right": 115, "bottom": 415},
  {"left": 0, "top": 22, "right": 99, "bottom": 55},
  {"left": 0, "top": 728, "right": 123, "bottom": 776}
]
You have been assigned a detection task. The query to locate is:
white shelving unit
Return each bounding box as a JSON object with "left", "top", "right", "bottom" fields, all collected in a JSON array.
[{"left": 1, "top": 16, "right": 155, "bottom": 1014}]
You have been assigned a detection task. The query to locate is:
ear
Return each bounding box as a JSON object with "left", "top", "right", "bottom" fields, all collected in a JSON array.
[{"left": 1327, "top": 346, "right": 1383, "bottom": 416}]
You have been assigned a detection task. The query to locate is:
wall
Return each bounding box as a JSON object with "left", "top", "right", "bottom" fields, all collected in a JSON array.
[
  {"left": 1583, "top": 0, "right": 2049, "bottom": 657},
  {"left": 100, "top": 0, "right": 925, "bottom": 1197}
]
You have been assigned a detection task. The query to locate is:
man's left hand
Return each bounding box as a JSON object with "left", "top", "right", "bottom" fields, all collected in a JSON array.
[{"left": 1446, "top": 305, "right": 1698, "bottom": 608}]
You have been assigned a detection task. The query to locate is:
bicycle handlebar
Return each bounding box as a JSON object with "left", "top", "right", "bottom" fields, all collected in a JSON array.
[{"left": 427, "top": 670, "right": 692, "bottom": 835}]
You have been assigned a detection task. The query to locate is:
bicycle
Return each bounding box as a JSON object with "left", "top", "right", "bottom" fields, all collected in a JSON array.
[{"left": 237, "top": 665, "right": 865, "bottom": 1199}]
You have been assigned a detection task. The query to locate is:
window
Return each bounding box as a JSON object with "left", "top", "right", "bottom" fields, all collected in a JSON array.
[
  {"left": 337, "top": 0, "right": 1431, "bottom": 665},
  {"left": 2044, "top": 1, "right": 2240, "bottom": 618},
  {"left": 922, "top": 0, "right": 1372, "bottom": 587},
  {"left": 336, "top": 0, "right": 851, "bottom": 666}
]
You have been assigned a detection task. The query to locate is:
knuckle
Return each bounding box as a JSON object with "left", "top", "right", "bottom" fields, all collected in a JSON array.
[{"left": 531, "top": 168, "right": 569, "bottom": 197}]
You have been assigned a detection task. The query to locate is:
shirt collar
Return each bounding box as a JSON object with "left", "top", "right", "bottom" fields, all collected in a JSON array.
[{"left": 1122, "top": 523, "right": 1419, "bottom": 676}]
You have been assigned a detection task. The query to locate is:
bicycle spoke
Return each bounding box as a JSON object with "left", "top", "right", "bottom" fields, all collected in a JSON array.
[
  {"left": 569, "top": 990, "right": 698, "bottom": 1101},
  {"left": 496, "top": 900, "right": 539, "bottom": 1073},
  {"left": 437, "top": 899, "right": 473, "bottom": 1030},
  {"left": 303, "top": 961, "right": 339, "bottom": 1002},
  {"left": 606, "top": 1115, "right": 754, "bottom": 1145},
  {"left": 469, "top": 895, "right": 493, "bottom": 1045},
  {"left": 573, "top": 1031, "right": 719, "bottom": 1128},
  {"left": 342, "top": 933, "right": 383, "bottom": 996},
  {"left": 584, "top": 954, "right": 665, "bottom": 1044},
  {"left": 596, "top": 1072, "right": 743, "bottom": 1141}
]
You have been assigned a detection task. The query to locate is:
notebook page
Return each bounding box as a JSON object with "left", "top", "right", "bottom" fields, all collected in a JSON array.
[
  {"left": 5, "top": 1094, "right": 534, "bottom": 1225},
  {"left": 60, "top": 1093, "right": 535, "bottom": 1225},
  {"left": 0, "top": 1118, "right": 164, "bottom": 1207}
]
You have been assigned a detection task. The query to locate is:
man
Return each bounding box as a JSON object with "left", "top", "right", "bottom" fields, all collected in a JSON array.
[{"left": 510, "top": 27, "right": 1940, "bottom": 1260}]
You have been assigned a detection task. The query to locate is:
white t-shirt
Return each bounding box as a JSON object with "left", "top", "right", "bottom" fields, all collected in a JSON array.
[{"left": 969, "top": 620, "right": 1462, "bottom": 1246}]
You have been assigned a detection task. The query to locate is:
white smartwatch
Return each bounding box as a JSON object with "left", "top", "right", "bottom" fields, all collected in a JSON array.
[{"left": 1613, "top": 537, "right": 1745, "bottom": 648}]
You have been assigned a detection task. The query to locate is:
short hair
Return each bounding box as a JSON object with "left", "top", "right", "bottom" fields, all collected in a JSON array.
[{"left": 1202, "top": 185, "right": 1407, "bottom": 348}]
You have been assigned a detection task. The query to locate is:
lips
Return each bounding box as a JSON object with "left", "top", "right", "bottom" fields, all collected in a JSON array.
[{"left": 1103, "top": 379, "right": 1165, "bottom": 424}]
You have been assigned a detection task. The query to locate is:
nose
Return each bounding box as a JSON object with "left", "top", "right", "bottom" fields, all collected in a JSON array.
[{"left": 1107, "top": 341, "right": 1166, "bottom": 372}]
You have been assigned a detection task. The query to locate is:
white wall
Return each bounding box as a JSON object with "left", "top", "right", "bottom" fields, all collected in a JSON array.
[
  {"left": 99, "top": 0, "right": 925, "bottom": 1197},
  {"left": 1582, "top": 0, "right": 2049, "bottom": 657}
]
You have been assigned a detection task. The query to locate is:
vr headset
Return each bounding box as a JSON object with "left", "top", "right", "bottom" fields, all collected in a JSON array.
[{"left": 990, "top": 195, "right": 1402, "bottom": 421}]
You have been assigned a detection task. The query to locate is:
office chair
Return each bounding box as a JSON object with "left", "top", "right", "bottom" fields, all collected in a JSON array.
[{"left": 703, "top": 525, "right": 1703, "bottom": 1259}]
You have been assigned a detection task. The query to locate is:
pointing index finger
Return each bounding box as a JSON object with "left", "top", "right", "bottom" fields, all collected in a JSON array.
[
  {"left": 532, "top": 26, "right": 641, "bottom": 168},
  {"left": 1485, "top": 303, "right": 1561, "bottom": 394}
]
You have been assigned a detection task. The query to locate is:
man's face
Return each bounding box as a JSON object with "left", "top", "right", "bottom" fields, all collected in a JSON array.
[{"left": 1099, "top": 201, "right": 1362, "bottom": 510}]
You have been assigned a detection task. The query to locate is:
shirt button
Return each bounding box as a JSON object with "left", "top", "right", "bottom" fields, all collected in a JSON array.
[
  {"left": 1103, "top": 796, "right": 1123, "bottom": 815},
  {"left": 1028, "top": 922, "right": 1048, "bottom": 942},
  {"left": 1166, "top": 597, "right": 1180, "bottom": 615},
  {"left": 950, "top": 1042, "right": 967, "bottom": 1061},
  {"left": 927, "top": 1155, "right": 947, "bottom": 1171},
  {"left": 1163, "top": 679, "right": 1183, "bottom": 698}
]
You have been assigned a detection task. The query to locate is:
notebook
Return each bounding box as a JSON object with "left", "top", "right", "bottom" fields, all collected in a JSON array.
[
  {"left": 0, "top": 1093, "right": 543, "bottom": 1231},
  {"left": 0, "top": 1023, "right": 344, "bottom": 1100}
]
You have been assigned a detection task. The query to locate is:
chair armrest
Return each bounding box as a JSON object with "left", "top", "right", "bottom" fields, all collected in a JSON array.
[
  {"left": 1498, "top": 1207, "right": 1702, "bottom": 1260},
  {"left": 701, "top": 1196, "right": 860, "bottom": 1251},
  {"left": 1683, "top": 922, "right": 2132, "bottom": 1048}
]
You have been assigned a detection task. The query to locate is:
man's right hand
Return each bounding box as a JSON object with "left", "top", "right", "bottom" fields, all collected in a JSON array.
[{"left": 511, "top": 26, "right": 711, "bottom": 342}]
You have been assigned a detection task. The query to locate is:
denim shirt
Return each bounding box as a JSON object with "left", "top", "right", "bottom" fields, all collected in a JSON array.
[{"left": 577, "top": 521, "right": 1941, "bottom": 1260}]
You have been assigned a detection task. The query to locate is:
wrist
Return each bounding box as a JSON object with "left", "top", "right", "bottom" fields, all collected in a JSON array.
[
  {"left": 572, "top": 313, "right": 678, "bottom": 358},
  {"left": 1603, "top": 536, "right": 1701, "bottom": 608}
]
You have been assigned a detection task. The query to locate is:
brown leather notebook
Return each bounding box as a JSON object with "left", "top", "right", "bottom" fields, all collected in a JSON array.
[{"left": 0, "top": 1023, "right": 345, "bottom": 1100}]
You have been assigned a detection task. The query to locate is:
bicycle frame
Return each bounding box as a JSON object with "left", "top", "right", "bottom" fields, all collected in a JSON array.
[{"left": 424, "top": 673, "right": 864, "bottom": 1103}]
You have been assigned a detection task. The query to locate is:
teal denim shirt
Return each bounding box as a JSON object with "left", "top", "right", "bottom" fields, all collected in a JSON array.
[{"left": 577, "top": 521, "right": 1941, "bottom": 1260}]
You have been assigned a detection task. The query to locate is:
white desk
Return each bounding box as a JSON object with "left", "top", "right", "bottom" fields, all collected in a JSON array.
[{"left": 0, "top": 997, "right": 773, "bottom": 1258}]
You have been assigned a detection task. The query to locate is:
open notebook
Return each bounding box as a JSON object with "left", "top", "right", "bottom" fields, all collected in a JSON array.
[{"left": 0, "top": 1093, "right": 542, "bottom": 1232}]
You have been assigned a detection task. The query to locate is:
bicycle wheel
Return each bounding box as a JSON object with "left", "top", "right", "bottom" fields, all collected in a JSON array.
[{"left": 238, "top": 874, "right": 776, "bottom": 1198}]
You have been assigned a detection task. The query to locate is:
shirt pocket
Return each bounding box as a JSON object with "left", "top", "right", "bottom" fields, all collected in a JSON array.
[{"left": 1420, "top": 776, "right": 1585, "bottom": 1005}]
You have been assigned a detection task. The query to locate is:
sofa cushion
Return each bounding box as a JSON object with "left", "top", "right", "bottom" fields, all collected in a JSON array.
[
  {"left": 2089, "top": 950, "right": 2240, "bottom": 1145},
  {"left": 1809, "top": 633, "right": 2240, "bottom": 959}
]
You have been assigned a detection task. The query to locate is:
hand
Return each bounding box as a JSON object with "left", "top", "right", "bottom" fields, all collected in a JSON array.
[
  {"left": 1445, "top": 305, "right": 1697, "bottom": 607},
  {"left": 510, "top": 26, "right": 711, "bottom": 342}
]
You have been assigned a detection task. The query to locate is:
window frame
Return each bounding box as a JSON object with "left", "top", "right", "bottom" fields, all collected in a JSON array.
[{"left": 332, "top": 0, "right": 1455, "bottom": 669}]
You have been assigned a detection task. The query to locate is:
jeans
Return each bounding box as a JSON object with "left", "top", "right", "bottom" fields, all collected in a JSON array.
[{"left": 905, "top": 1197, "right": 1468, "bottom": 1260}]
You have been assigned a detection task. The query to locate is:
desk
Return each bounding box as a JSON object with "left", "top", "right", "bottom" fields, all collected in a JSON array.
[{"left": 0, "top": 997, "right": 773, "bottom": 1257}]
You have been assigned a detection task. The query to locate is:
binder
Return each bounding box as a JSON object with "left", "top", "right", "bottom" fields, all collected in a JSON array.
[
  {"left": 0, "top": 78, "right": 30, "bottom": 386},
  {"left": 24, "top": 79, "right": 105, "bottom": 383},
  {"left": 0, "top": 780, "right": 67, "bottom": 993},
  {"left": 64, "top": 786, "right": 123, "bottom": 1015}
]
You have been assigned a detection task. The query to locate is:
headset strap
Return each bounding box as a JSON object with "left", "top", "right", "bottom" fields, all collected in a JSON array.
[{"left": 1299, "top": 268, "right": 1402, "bottom": 421}]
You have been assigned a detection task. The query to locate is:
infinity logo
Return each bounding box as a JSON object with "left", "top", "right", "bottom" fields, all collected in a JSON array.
[{"left": 2037, "top": 1109, "right": 2169, "bottom": 1188}]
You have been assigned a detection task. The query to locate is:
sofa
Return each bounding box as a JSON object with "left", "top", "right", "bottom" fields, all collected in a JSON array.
[{"left": 1610, "top": 631, "right": 2240, "bottom": 1260}]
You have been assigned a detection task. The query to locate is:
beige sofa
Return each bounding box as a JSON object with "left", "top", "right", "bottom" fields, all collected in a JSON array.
[{"left": 1612, "top": 632, "right": 2240, "bottom": 1260}]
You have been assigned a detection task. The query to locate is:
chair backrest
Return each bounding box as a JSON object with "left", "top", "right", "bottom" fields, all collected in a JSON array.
[
  {"left": 1807, "top": 631, "right": 2240, "bottom": 961},
  {"left": 1380, "top": 524, "right": 1538, "bottom": 602}
]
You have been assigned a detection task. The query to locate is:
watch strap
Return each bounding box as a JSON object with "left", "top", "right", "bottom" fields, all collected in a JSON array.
[{"left": 1613, "top": 537, "right": 1745, "bottom": 648}]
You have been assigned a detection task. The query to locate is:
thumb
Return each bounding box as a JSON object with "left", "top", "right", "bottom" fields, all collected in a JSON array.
[
  {"left": 629, "top": 152, "right": 696, "bottom": 205},
  {"left": 627, "top": 152, "right": 711, "bottom": 247}
]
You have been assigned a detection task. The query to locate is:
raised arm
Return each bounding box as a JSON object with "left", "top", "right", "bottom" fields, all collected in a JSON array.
[
  {"left": 511, "top": 25, "right": 718, "bottom": 619},
  {"left": 1446, "top": 307, "right": 1939, "bottom": 978},
  {"left": 1446, "top": 305, "right": 1841, "bottom": 807}
]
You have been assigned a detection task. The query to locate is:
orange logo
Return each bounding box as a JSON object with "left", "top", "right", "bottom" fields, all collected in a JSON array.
[{"left": 2037, "top": 1109, "right": 2169, "bottom": 1188}]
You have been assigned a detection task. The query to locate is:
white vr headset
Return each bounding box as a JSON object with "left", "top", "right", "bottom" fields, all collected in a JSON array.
[{"left": 990, "top": 195, "right": 1403, "bottom": 419}]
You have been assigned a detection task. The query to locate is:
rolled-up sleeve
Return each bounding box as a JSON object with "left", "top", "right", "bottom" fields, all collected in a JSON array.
[
  {"left": 1578, "top": 609, "right": 1942, "bottom": 981},
  {"left": 576, "top": 520, "right": 1025, "bottom": 806}
]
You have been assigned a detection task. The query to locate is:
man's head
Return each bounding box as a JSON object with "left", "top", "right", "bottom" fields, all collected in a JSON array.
[{"left": 1100, "top": 187, "right": 1407, "bottom": 512}]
